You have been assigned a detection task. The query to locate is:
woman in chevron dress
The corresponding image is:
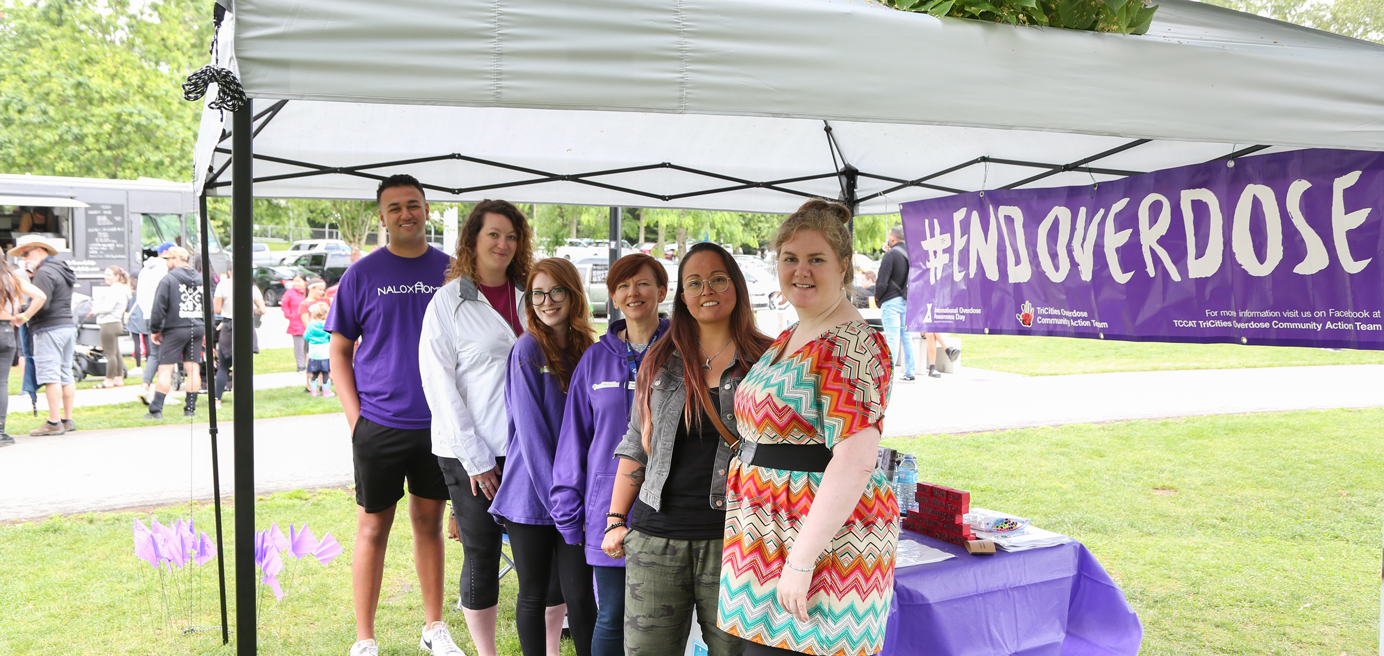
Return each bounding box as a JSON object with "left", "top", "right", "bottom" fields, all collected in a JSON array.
[{"left": 719, "top": 200, "right": 898, "bottom": 656}]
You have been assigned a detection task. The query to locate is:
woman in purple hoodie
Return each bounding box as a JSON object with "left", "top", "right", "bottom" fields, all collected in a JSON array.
[
  {"left": 551, "top": 253, "right": 670, "bottom": 656},
  {"left": 490, "top": 257, "right": 599, "bottom": 656}
]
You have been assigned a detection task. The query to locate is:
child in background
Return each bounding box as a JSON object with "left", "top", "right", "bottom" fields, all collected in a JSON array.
[{"left": 304, "top": 303, "right": 334, "bottom": 397}]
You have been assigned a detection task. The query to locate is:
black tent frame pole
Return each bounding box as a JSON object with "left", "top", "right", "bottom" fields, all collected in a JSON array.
[
  {"left": 231, "top": 99, "right": 257, "bottom": 656},
  {"left": 197, "top": 193, "right": 231, "bottom": 645},
  {"left": 607, "top": 207, "right": 622, "bottom": 321}
]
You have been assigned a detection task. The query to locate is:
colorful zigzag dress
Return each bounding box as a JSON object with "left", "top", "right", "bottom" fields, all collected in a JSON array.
[{"left": 719, "top": 320, "right": 899, "bottom": 656}]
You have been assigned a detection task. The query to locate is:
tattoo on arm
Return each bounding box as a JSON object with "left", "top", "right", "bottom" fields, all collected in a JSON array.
[{"left": 625, "top": 466, "right": 646, "bottom": 486}]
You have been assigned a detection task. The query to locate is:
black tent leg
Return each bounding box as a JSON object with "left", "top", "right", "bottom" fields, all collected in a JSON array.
[
  {"left": 231, "top": 100, "right": 257, "bottom": 656},
  {"left": 198, "top": 193, "right": 230, "bottom": 645},
  {"left": 607, "top": 207, "right": 622, "bottom": 321}
]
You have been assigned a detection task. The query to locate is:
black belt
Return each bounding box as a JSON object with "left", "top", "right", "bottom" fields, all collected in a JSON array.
[{"left": 742, "top": 442, "right": 834, "bottom": 473}]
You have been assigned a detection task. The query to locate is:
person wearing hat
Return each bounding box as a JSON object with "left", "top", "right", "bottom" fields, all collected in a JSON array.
[
  {"left": 10, "top": 235, "right": 77, "bottom": 436},
  {"left": 144, "top": 245, "right": 205, "bottom": 420},
  {"left": 133, "top": 242, "right": 176, "bottom": 398}
]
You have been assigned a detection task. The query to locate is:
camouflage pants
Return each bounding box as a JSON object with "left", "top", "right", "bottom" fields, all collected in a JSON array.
[{"left": 623, "top": 530, "right": 745, "bottom": 656}]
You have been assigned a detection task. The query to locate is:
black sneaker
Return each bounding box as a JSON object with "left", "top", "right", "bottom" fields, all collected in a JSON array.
[
  {"left": 62, "top": 419, "right": 75, "bottom": 432},
  {"left": 928, "top": 366, "right": 942, "bottom": 378},
  {"left": 29, "top": 421, "right": 65, "bottom": 436},
  {"left": 946, "top": 347, "right": 961, "bottom": 362},
  {"left": 143, "top": 411, "right": 163, "bottom": 420},
  {"left": 0, "top": 434, "right": 14, "bottom": 448},
  {"left": 184, "top": 409, "right": 196, "bottom": 418},
  {"left": 900, "top": 374, "right": 916, "bottom": 382}
]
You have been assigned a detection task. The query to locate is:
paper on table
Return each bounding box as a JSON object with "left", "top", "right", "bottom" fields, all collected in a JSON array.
[
  {"left": 896, "top": 539, "right": 956, "bottom": 568},
  {"left": 975, "top": 525, "right": 1072, "bottom": 552}
]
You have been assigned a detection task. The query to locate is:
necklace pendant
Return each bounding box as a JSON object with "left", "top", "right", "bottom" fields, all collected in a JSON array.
[{"left": 703, "top": 360, "right": 713, "bottom": 370}]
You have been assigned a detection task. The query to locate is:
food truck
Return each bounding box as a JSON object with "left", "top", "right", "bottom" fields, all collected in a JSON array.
[{"left": 0, "top": 174, "right": 225, "bottom": 295}]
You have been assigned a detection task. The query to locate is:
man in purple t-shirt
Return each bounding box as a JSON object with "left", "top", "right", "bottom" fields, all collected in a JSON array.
[{"left": 327, "top": 174, "right": 464, "bottom": 656}]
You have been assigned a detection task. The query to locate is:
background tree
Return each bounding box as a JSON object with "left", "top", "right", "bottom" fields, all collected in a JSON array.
[{"left": 0, "top": 0, "right": 209, "bottom": 180}]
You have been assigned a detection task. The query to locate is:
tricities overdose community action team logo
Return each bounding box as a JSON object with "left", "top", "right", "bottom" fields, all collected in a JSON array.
[{"left": 1017, "top": 301, "right": 1034, "bottom": 328}]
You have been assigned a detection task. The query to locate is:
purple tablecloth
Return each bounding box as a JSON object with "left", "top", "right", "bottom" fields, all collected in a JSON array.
[{"left": 879, "top": 531, "right": 1142, "bottom": 656}]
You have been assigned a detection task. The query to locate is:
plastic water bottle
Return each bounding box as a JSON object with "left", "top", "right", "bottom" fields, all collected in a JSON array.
[{"left": 896, "top": 455, "right": 918, "bottom": 512}]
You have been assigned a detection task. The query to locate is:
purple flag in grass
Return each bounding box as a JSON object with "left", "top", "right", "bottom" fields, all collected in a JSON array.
[
  {"left": 255, "top": 530, "right": 286, "bottom": 600},
  {"left": 267, "top": 522, "right": 290, "bottom": 553},
  {"left": 133, "top": 519, "right": 160, "bottom": 568},
  {"left": 195, "top": 531, "right": 218, "bottom": 566},
  {"left": 289, "top": 523, "right": 320, "bottom": 559},
  {"left": 150, "top": 518, "right": 184, "bottom": 568},
  {"left": 312, "top": 532, "right": 343, "bottom": 565}
]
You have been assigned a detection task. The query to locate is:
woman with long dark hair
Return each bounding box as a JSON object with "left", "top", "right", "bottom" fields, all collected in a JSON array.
[
  {"left": 490, "top": 257, "right": 599, "bottom": 656},
  {"left": 419, "top": 199, "right": 540, "bottom": 656},
  {"left": 718, "top": 200, "right": 898, "bottom": 656},
  {"left": 603, "top": 243, "right": 771, "bottom": 656},
  {"left": 551, "top": 253, "right": 670, "bottom": 656},
  {"left": 0, "top": 257, "right": 46, "bottom": 446}
]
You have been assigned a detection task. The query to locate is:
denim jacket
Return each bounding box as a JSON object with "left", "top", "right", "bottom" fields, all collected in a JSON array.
[{"left": 613, "top": 350, "right": 746, "bottom": 513}]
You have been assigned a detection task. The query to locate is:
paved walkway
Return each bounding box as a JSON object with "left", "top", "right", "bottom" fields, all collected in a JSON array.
[{"left": 1, "top": 364, "right": 1381, "bottom": 521}]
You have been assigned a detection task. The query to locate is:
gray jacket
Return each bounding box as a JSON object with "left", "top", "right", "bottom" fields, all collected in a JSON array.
[{"left": 614, "top": 350, "right": 747, "bottom": 513}]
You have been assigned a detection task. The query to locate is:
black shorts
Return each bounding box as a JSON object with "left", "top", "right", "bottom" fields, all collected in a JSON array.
[
  {"left": 159, "top": 325, "right": 205, "bottom": 364},
  {"left": 307, "top": 358, "right": 330, "bottom": 373},
  {"left": 352, "top": 416, "right": 449, "bottom": 513}
]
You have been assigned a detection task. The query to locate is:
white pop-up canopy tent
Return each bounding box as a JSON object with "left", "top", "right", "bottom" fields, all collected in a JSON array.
[
  {"left": 192, "top": 0, "right": 1384, "bottom": 652},
  {"left": 196, "top": 0, "right": 1384, "bottom": 214}
]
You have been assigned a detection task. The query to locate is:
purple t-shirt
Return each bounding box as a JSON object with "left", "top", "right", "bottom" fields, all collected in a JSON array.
[{"left": 326, "top": 246, "right": 450, "bottom": 430}]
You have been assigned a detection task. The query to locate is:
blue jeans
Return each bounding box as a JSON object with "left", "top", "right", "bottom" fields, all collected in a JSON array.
[
  {"left": 592, "top": 565, "right": 624, "bottom": 656},
  {"left": 880, "top": 298, "right": 914, "bottom": 377}
]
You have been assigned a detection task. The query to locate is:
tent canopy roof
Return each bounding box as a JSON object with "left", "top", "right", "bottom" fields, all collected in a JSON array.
[{"left": 198, "top": 0, "right": 1384, "bottom": 213}]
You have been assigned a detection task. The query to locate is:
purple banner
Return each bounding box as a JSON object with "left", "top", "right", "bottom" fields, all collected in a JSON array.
[{"left": 902, "top": 149, "right": 1384, "bottom": 349}]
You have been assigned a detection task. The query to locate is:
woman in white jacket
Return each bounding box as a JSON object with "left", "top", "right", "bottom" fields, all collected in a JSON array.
[{"left": 421, "top": 200, "right": 564, "bottom": 656}]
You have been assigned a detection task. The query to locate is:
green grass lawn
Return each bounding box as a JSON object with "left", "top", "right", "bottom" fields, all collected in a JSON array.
[
  {"left": 4, "top": 385, "right": 342, "bottom": 433},
  {"left": 956, "top": 333, "right": 1384, "bottom": 376},
  {"left": 0, "top": 489, "right": 567, "bottom": 656},
  {"left": 6, "top": 348, "right": 301, "bottom": 397},
  {"left": 883, "top": 408, "right": 1384, "bottom": 656},
  {"left": 2, "top": 409, "right": 1379, "bottom": 654}
]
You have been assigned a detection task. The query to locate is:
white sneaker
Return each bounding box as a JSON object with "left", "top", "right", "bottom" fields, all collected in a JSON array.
[
  {"left": 349, "top": 639, "right": 378, "bottom": 656},
  {"left": 420, "top": 622, "right": 467, "bottom": 656}
]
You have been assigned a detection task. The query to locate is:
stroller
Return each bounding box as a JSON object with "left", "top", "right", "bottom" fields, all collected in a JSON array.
[{"left": 71, "top": 294, "right": 107, "bottom": 383}]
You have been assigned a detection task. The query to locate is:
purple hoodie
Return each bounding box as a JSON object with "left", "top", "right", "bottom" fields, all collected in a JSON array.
[
  {"left": 490, "top": 333, "right": 571, "bottom": 526},
  {"left": 551, "top": 318, "right": 669, "bottom": 566}
]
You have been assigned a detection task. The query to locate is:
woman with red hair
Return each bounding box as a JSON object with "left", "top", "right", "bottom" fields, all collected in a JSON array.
[{"left": 490, "top": 257, "right": 599, "bottom": 656}]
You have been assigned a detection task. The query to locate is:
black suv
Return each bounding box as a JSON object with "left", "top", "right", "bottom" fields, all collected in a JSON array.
[
  {"left": 253, "top": 264, "right": 317, "bottom": 306},
  {"left": 281, "top": 251, "right": 352, "bottom": 287}
]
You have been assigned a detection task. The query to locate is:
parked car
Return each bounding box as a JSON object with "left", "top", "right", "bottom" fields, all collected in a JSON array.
[
  {"left": 282, "top": 251, "right": 352, "bottom": 286},
  {"left": 251, "top": 242, "right": 277, "bottom": 266},
  {"left": 555, "top": 238, "right": 597, "bottom": 261},
  {"left": 577, "top": 257, "right": 672, "bottom": 318},
  {"left": 274, "top": 238, "right": 352, "bottom": 265},
  {"left": 253, "top": 264, "right": 316, "bottom": 306},
  {"left": 738, "top": 266, "right": 776, "bottom": 311},
  {"left": 733, "top": 253, "right": 773, "bottom": 275}
]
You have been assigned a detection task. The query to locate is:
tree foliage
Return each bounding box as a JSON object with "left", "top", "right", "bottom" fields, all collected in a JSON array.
[
  {"left": 0, "top": 0, "right": 210, "bottom": 180},
  {"left": 1203, "top": 0, "right": 1383, "bottom": 42},
  {"left": 886, "top": 0, "right": 1157, "bottom": 35}
]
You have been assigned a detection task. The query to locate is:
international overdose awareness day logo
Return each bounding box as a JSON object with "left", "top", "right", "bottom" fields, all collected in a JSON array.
[{"left": 901, "top": 149, "right": 1384, "bottom": 349}]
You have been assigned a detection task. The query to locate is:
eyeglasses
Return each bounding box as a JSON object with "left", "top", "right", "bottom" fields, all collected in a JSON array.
[
  {"left": 683, "top": 275, "right": 732, "bottom": 295},
  {"left": 528, "top": 287, "right": 569, "bottom": 305}
]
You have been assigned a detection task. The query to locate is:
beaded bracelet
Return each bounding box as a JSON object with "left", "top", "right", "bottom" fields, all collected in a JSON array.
[
  {"left": 603, "top": 522, "right": 628, "bottom": 534},
  {"left": 606, "top": 512, "right": 627, "bottom": 520},
  {"left": 784, "top": 560, "right": 814, "bottom": 573}
]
